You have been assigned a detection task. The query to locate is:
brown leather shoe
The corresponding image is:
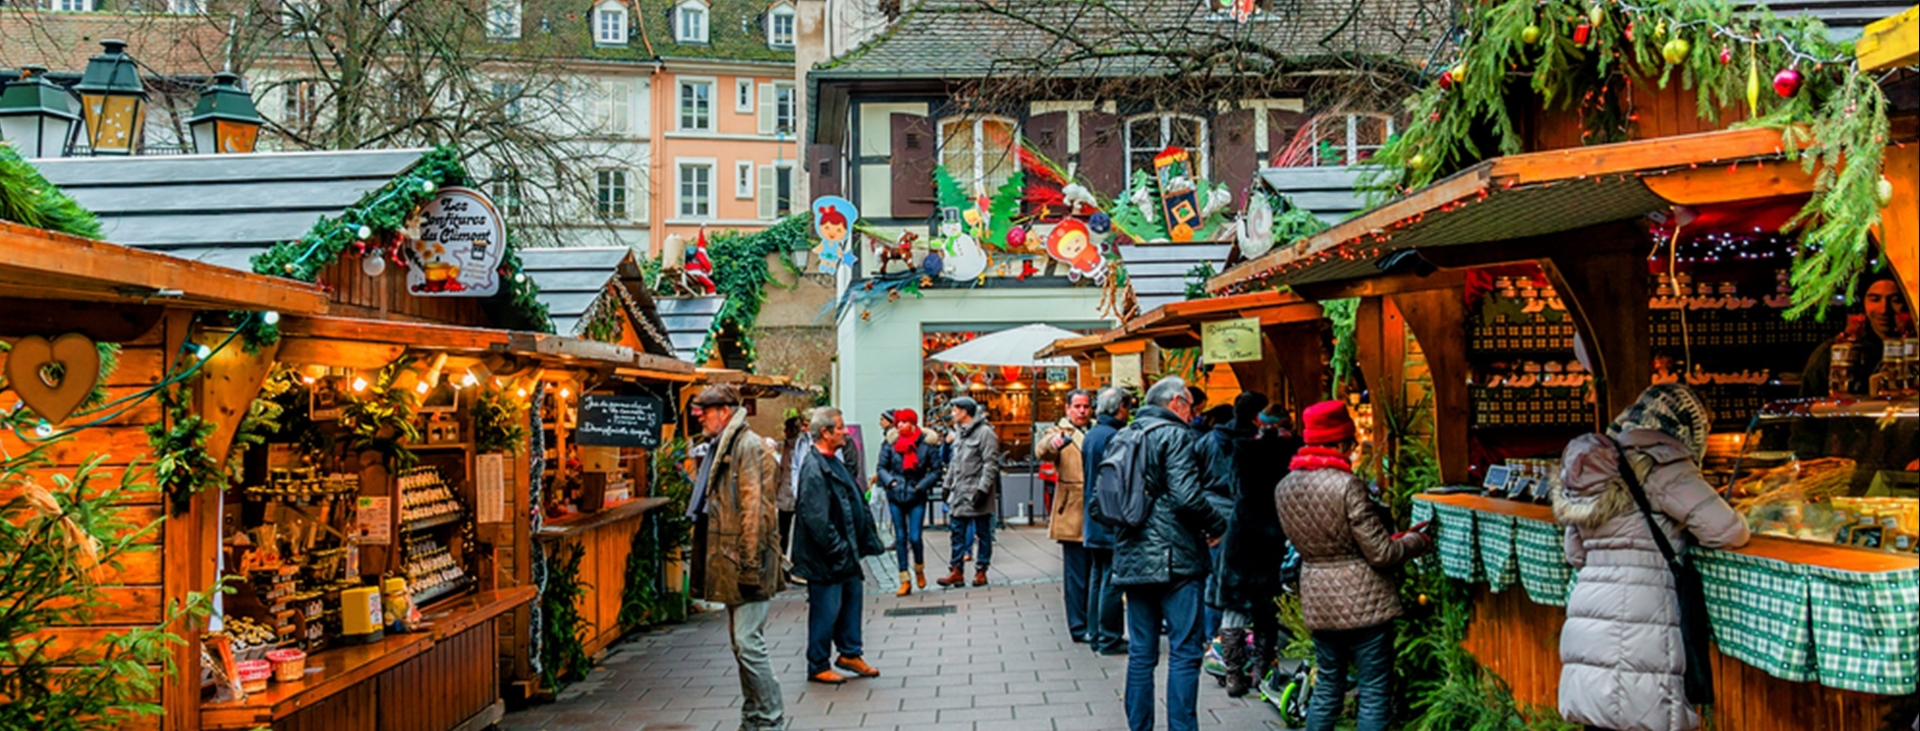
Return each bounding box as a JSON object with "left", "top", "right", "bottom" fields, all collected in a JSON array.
[
  {"left": 972, "top": 569, "right": 989, "bottom": 586},
  {"left": 808, "top": 670, "right": 847, "bottom": 684},
  {"left": 835, "top": 656, "right": 880, "bottom": 678},
  {"left": 914, "top": 563, "right": 926, "bottom": 589},
  {"left": 936, "top": 566, "right": 966, "bottom": 587}
]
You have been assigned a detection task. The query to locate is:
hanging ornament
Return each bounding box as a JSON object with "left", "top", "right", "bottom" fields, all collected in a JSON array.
[
  {"left": 1438, "top": 70, "right": 1455, "bottom": 90},
  {"left": 1408, "top": 152, "right": 1430, "bottom": 170},
  {"left": 1745, "top": 51, "right": 1760, "bottom": 117},
  {"left": 1521, "top": 24, "right": 1541, "bottom": 44},
  {"left": 362, "top": 250, "right": 388, "bottom": 278},
  {"left": 1587, "top": 4, "right": 1603, "bottom": 28},
  {"left": 1624, "top": 20, "right": 1635, "bottom": 41},
  {"left": 1573, "top": 22, "right": 1592, "bottom": 45},
  {"left": 1449, "top": 63, "right": 1467, "bottom": 85},
  {"left": 1772, "top": 67, "right": 1803, "bottom": 97},
  {"left": 1719, "top": 45, "right": 1732, "bottom": 64},
  {"left": 1662, "top": 37, "right": 1690, "bottom": 65},
  {"left": 1876, "top": 176, "right": 1895, "bottom": 207},
  {"left": 1088, "top": 212, "right": 1112, "bottom": 234},
  {"left": 1006, "top": 225, "right": 1028, "bottom": 250},
  {"left": 1655, "top": 19, "right": 1667, "bottom": 38}
]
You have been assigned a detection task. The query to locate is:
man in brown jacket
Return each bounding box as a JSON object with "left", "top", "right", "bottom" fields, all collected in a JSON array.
[
  {"left": 1273, "top": 400, "right": 1432, "bottom": 731},
  {"left": 1036, "top": 388, "right": 1094, "bottom": 642},
  {"left": 687, "top": 385, "right": 786, "bottom": 731}
]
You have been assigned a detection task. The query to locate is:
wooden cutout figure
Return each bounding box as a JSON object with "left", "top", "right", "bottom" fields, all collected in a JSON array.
[
  {"left": 5, "top": 333, "right": 101, "bottom": 425},
  {"left": 874, "top": 230, "right": 917, "bottom": 275},
  {"left": 1154, "top": 147, "right": 1201, "bottom": 242},
  {"left": 684, "top": 227, "right": 717, "bottom": 295}
]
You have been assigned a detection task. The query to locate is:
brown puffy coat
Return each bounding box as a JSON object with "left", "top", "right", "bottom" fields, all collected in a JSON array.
[
  {"left": 697, "top": 409, "right": 785, "bottom": 606},
  {"left": 1036, "top": 418, "right": 1087, "bottom": 543},
  {"left": 1274, "top": 466, "right": 1432, "bottom": 630}
]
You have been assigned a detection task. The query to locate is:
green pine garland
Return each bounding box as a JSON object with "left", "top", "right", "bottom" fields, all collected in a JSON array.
[
  {"left": 692, "top": 214, "right": 810, "bottom": 367},
  {"left": 146, "top": 386, "right": 224, "bottom": 518},
  {"left": 1363, "top": 0, "right": 1892, "bottom": 319},
  {"left": 0, "top": 143, "right": 101, "bottom": 239},
  {"left": 617, "top": 437, "right": 694, "bottom": 632},
  {"left": 537, "top": 540, "right": 593, "bottom": 691}
]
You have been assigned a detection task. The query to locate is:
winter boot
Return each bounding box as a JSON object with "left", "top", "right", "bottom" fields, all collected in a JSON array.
[
  {"left": 896, "top": 572, "right": 912, "bottom": 597},
  {"left": 972, "top": 568, "right": 989, "bottom": 586},
  {"left": 1220, "top": 628, "right": 1252, "bottom": 697},
  {"left": 914, "top": 563, "right": 927, "bottom": 589},
  {"left": 937, "top": 564, "right": 967, "bottom": 587}
]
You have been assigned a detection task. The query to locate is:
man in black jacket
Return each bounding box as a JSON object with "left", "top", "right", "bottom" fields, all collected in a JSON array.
[
  {"left": 791, "top": 407, "right": 886, "bottom": 685},
  {"left": 1096, "top": 377, "right": 1227, "bottom": 731}
]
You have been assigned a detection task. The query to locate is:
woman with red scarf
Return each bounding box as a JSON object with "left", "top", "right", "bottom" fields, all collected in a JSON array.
[{"left": 876, "top": 409, "right": 943, "bottom": 596}]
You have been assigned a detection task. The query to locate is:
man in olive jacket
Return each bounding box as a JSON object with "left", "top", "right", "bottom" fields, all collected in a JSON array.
[
  {"left": 1095, "top": 377, "right": 1227, "bottom": 731},
  {"left": 686, "top": 385, "right": 786, "bottom": 731},
  {"left": 791, "top": 407, "right": 886, "bottom": 684},
  {"left": 938, "top": 397, "right": 1001, "bottom": 588}
]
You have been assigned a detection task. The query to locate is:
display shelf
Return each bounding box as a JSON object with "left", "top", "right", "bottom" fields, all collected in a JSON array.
[
  {"left": 402, "top": 511, "right": 467, "bottom": 533},
  {"left": 410, "top": 575, "right": 474, "bottom": 608},
  {"left": 412, "top": 443, "right": 471, "bottom": 451}
]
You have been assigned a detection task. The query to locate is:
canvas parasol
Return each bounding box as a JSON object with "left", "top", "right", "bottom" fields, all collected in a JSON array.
[{"left": 926, "top": 323, "right": 1080, "bottom": 368}]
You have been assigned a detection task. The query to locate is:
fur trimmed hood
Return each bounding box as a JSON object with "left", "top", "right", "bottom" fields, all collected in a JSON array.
[{"left": 1550, "top": 430, "right": 1695, "bottom": 529}]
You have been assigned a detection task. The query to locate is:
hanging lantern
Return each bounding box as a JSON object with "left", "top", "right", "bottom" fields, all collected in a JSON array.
[
  {"left": 186, "top": 72, "right": 262, "bottom": 154},
  {"left": 73, "top": 39, "right": 149, "bottom": 156},
  {"left": 0, "top": 66, "right": 80, "bottom": 158}
]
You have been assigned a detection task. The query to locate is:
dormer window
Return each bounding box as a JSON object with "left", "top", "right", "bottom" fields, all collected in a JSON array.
[
  {"left": 675, "top": 0, "right": 709, "bottom": 44},
  {"left": 594, "top": 1, "right": 629, "bottom": 45},
  {"left": 766, "top": 3, "right": 795, "bottom": 48}
]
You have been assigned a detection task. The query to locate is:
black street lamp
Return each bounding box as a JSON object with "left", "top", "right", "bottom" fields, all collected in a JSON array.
[
  {"left": 187, "top": 72, "right": 263, "bottom": 154},
  {"left": 0, "top": 66, "right": 80, "bottom": 159},
  {"left": 73, "top": 39, "right": 149, "bottom": 156}
]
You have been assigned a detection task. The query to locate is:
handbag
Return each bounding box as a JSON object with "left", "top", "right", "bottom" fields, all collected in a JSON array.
[{"left": 1608, "top": 436, "right": 1716, "bottom": 707}]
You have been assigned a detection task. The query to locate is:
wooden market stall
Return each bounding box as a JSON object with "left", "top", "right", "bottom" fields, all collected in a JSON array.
[{"left": 1208, "top": 100, "right": 1917, "bottom": 731}]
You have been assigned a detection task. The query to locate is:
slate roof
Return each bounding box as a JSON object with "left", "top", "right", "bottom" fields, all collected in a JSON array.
[
  {"left": 636, "top": 0, "right": 797, "bottom": 63},
  {"left": 1257, "top": 165, "right": 1368, "bottom": 226},
  {"left": 1119, "top": 242, "right": 1236, "bottom": 315},
  {"left": 656, "top": 296, "right": 727, "bottom": 363},
  {"left": 518, "top": 246, "right": 680, "bottom": 357},
  {"left": 815, "top": 0, "right": 1444, "bottom": 79},
  {"left": 30, "top": 149, "right": 432, "bottom": 271}
]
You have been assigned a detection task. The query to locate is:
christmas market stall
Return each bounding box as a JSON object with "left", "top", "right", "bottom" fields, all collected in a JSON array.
[{"left": 1206, "top": 2, "right": 1918, "bottom": 724}]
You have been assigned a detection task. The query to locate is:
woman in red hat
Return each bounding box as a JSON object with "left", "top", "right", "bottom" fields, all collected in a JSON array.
[
  {"left": 875, "top": 409, "right": 942, "bottom": 596},
  {"left": 1273, "top": 401, "right": 1433, "bottom": 731}
]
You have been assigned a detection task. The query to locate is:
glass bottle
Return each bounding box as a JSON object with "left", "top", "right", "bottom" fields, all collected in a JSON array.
[{"left": 1830, "top": 315, "right": 1865, "bottom": 396}]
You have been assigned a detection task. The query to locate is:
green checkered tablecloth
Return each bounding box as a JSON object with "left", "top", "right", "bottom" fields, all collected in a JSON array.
[
  {"left": 1514, "top": 517, "right": 1575, "bottom": 607},
  {"left": 1477, "top": 512, "right": 1519, "bottom": 593},
  {"left": 1433, "top": 503, "right": 1482, "bottom": 582},
  {"left": 1806, "top": 565, "right": 1920, "bottom": 695},
  {"left": 1410, "top": 499, "right": 1439, "bottom": 574},
  {"left": 1692, "top": 548, "right": 1817, "bottom": 682}
]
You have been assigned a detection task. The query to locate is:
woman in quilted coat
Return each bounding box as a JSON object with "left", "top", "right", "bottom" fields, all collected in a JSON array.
[{"left": 1551, "top": 384, "right": 1750, "bottom": 731}]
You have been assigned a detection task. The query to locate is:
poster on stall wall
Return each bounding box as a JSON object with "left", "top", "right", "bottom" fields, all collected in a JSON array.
[
  {"left": 352, "top": 496, "right": 391, "bottom": 545},
  {"left": 405, "top": 186, "right": 506, "bottom": 297},
  {"left": 1201, "top": 317, "right": 1262, "bottom": 364},
  {"left": 1111, "top": 353, "right": 1144, "bottom": 388},
  {"left": 475, "top": 453, "right": 506, "bottom": 524}
]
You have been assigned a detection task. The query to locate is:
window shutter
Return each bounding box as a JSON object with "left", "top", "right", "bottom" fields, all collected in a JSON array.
[
  {"left": 1267, "top": 108, "right": 1308, "bottom": 167},
  {"left": 889, "top": 113, "right": 934, "bottom": 219},
  {"left": 809, "top": 143, "right": 843, "bottom": 199},
  {"left": 1077, "top": 111, "right": 1123, "bottom": 196},
  {"left": 758, "top": 83, "right": 776, "bottom": 135},
  {"left": 1025, "top": 112, "right": 1068, "bottom": 172},
  {"left": 1210, "top": 108, "right": 1256, "bottom": 210},
  {"left": 758, "top": 165, "right": 777, "bottom": 219}
]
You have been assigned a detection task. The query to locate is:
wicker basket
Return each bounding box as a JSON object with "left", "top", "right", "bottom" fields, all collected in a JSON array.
[
  {"left": 1733, "top": 457, "right": 1856, "bottom": 510},
  {"left": 237, "top": 660, "right": 272, "bottom": 694},
  {"left": 266, "top": 649, "right": 307, "bottom": 682}
]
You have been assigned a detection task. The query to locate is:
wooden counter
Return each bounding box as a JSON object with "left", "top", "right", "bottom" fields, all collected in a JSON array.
[
  {"left": 533, "top": 496, "right": 670, "bottom": 541},
  {"left": 532, "top": 496, "right": 676, "bottom": 656},
  {"left": 202, "top": 585, "right": 536, "bottom": 731}
]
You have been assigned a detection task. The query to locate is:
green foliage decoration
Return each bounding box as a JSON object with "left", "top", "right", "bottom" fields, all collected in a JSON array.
[
  {"left": 1362, "top": 0, "right": 1890, "bottom": 319},
  {"left": 146, "top": 386, "right": 225, "bottom": 518},
  {"left": 0, "top": 143, "right": 101, "bottom": 239},
  {"left": 1183, "top": 262, "right": 1217, "bottom": 301},
  {"left": 538, "top": 540, "right": 593, "bottom": 691},
  {"left": 1322, "top": 297, "right": 1360, "bottom": 399},
  {"left": 618, "top": 437, "right": 696, "bottom": 632},
  {"left": 693, "top": 214, "right": 810, "bottom": 367},
  {"left": 470, "top": 386, "right": 529, "bottom": 454},
  {"left": 227, "top": 377, "right": 289, "bottom": 480},
  {"left": 338, "top": 358, "right": 422, "bottom": 471},
  {"left": 985, "top": 170, "right": 1027, "bottom": 249}
]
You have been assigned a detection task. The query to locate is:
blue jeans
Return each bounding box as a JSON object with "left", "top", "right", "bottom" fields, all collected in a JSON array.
[
  {"left": 949, "top": 514, "right": 993, "bottom": 569},
  {"left": 1061, "top": 541, "right": 1089, "bottom": 639},
  {"left": 805, "top": 579, "right": 863, "bottom": 674},
  {"left": 1123, "top": 578, "right": 1206, "bottom": 731},
  {"left": 1308, "top": 621, "right": 1396, "bottom": 731},
  {"left": 890, "top": 502, "right": 926, "bottom": 571},
  {"left": 1086, "top": 547, "right": 1126, "bottom": 652},
  {"left": 1202, "top": 543, "right": 1224, "bottom": 639}
]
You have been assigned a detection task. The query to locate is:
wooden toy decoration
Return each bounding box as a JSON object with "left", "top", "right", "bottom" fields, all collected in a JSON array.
[
  {"left": 1237, "top": 192, "right": 1276, "bottom": 259},
  {"left": 5, "top": 333, "right": 101, "bottom": 425},
  {"left": 874, "top": 230, "right": 917, "bottom": 275},
  {"left": 1153, "top": 147, "right": 1202, "bottom": 242}
]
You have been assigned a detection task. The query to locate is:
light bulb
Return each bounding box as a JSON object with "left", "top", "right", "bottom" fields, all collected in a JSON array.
[
  {"left": 516, "top": 388, "right": 527, "bottom": 398},
  {"left": 416, "top": 381, "right": 431, "bottom": 394},
  {"left": 422, "top": 180, "right": 436, "bottom": 193},
  {"left": 194, "top": 344, "right": 213, "bottom": 359},
  {"left": 35, "top": 419, "right": 54, "bottom": 438},
  {"left": 302, "top": 374, "right": 317, "bottom": 385},
  {"left": 357, "top": 225, "right": 374, "bottom": 240},
  {"left": 559, "top": 388, "right": 572, "bottom": 399},
  {"left": 514, "top": 272, "right": 527, "bottom": 284},
  {"left": 352, "top": 377, "right": 369, "bottom": 392},
  {"left": 462, "top": 373, "right": 478, "bottom": 387},
  {"left": 362, "top": 253, "right": 387, "bottom": 278},
  {"left": 262, "top": 311, "right": 280, "bottom": 325}
]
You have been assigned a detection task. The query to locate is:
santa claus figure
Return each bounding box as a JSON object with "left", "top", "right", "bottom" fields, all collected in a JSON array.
[{"left": 685, "top": 227, "right": 717, "bottom": 295}]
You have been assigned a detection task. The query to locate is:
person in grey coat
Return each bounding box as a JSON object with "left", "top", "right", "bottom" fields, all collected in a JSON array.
[
  {"left": 1552, "top": 384, "right": 1750, "bottom": 731},
  {"left": 937, "top": 397, "right": 1001, "bottom": 588}
]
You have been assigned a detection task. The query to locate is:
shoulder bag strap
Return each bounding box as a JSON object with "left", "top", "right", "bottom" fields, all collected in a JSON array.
[{"left": 1606, "top": 435, "right": 1682, "bottom": 569}]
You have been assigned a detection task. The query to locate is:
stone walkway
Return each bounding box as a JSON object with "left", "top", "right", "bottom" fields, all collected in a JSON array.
[{"left": 498, "top": 525, "right": 1290, "bottom": 731}]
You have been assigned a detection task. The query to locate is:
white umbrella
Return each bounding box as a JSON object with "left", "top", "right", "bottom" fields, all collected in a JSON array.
[{"left": 927, "top": 323, "right": 1081, "bottom": 368}]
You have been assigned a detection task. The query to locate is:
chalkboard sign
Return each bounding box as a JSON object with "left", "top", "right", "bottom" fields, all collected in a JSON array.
[{"left": 575, "top": 395, "right": 664, "bottom": 448}]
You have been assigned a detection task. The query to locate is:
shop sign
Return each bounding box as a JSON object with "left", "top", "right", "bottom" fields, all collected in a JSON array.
[
  {"left": 1201, "top": 317, "right": 1262, "bottom": 364},
  {"left": 1045, "top": 367, "right": 1071, "bottom": 383},
  {"left": 576, "top": 394, "right": 664, "bottom": 448},
  {"left": 405, "top": 186, "right": 506, "bottom": 297}
]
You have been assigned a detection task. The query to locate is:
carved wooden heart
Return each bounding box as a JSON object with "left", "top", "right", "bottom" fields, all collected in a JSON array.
[{"left": 6, "top": 333, "right": 101, "bottom": 425}]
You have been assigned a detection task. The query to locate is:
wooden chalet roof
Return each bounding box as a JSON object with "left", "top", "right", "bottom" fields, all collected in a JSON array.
[
  {"left": 0, "top": 220, "right": 328, "bottom": 316},
  {"left": 517, "top": 247, "right": 677, "bottom": 358},
  {"left": 655, "top": 296, "right": 727, "bottom": 365},
  {"left": 30, "top": 149, "right": 433, "bottom": 272}
]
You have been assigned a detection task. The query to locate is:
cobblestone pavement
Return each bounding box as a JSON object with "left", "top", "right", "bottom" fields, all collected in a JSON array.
[{"left": 498, "top": 525, "right": 1290, "bottom": 731}]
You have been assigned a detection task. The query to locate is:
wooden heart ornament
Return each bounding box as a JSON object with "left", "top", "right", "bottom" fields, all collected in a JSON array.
[{"left": 6, "top": 333, "right": 101, "bottom": 425}]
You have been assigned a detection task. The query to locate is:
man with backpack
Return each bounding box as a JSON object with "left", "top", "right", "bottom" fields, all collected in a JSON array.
[
  {"left": 1090, "top": 377, "right": 1227, "bottom": 731},
  {"left": 1080, "top": 387, "right": 1132, "bottom": 656}
]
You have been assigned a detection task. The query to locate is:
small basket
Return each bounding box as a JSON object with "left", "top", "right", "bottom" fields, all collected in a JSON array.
[
  {"left": 236, "top": 660, "right": 273, "bottom": 694},
  {"left": 266, "top": 649, "right": 307, "bottom": 682}
]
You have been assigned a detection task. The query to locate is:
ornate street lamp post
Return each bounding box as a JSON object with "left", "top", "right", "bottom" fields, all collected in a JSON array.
[{"left": 0, "top": 66, "right": 80, "bottom": 158}]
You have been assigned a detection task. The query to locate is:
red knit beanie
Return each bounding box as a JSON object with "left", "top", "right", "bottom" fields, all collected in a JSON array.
[
  {"left": 1301, "top": 401, "right": 1355, "bottom": 445},
  {"left": 894, "top": 409, "right": 919, "bottom": 427}
]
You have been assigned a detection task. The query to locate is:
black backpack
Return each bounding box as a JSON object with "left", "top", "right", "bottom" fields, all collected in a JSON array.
[{"left": 1092, "top": 423, "right": 1176, "bottom": 529}]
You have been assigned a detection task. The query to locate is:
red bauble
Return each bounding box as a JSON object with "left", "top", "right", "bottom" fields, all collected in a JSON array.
[
  {"left": 1572, "top": 23, "right": 1591, "bottom": 44},
  {"left": 1772, "top": 68, "right": 1803, "bottom": 97},
  {"left": 1007, "top": 226, "right": 1028, "bottom": 249},
  {"left": 1438, "top": 70, "right": 1454, "bottom": 90},
  {"left": 1719, "top": 46, "right": 1732, "bottom": 64}
]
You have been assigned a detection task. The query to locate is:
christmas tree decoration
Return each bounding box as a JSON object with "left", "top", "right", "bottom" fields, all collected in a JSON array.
[
  {"left": 362, "top": 251, "right": 387, "bottom": 278},
  {"left": 1408, "top": 152, "right": 1430, "bottom": 170},
  {"left": 1573, "top": 22, "right": 1592, "bottom": 45},
  {"left": 1006, "top": 225, "right": 1028, "bottom": 251},
  {"left": 1746, "top": 53, "right": 1761, "bottom": 117},
  {"left": 1439, "top": 70, "right": 1456, "bottom": 90},
  {"left": 1720, "top": 45, "right": 1733, "bottom": 64},
  {"left": 1449, "top": 63, "right": 1467, "bottom": 85},
  {"left": 1877, "top": 177, "right": 1895, "bottom": 207},
  {"left": 1662, "top": 37, "right": 1690, "bottom": 65},
  {"left": 1772, "top": 67, "right": 1804, "bottom": 97},
  {"left": 1521, "top": 24, "right": 1542, "bottom": 44},
  {"left": 1587, "top": 3, "right": 1603, "bottom": 27}
]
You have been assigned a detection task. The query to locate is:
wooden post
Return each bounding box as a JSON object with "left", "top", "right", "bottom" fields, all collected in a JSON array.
[
  {"left": 1352, "top": 296, "right": 1407, "bottom": 478},
  {"left": 1265, "top": 322, "right": 1326, "bottom": 421},
  {"left": 1539, "top": 221, "right": 1653, "bottom": 422},
  {"left": 1389, "top": 287, "right": 1470, "bottom": 484},
  {"left": 1877, "top": 142, "right": 1917, "bottom": 310},
  {"left": 159, "top": 309, "right": 198, "bottom": 731}
]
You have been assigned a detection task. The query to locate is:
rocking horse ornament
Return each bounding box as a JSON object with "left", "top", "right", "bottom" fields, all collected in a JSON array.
[{"left": 874, "top": 231, "right": 917, "bottom": 275}]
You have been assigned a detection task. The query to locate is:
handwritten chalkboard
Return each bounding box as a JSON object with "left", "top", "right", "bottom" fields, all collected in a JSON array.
[{"left": 575, "top": 395, "right": 663, "bottom": 448}]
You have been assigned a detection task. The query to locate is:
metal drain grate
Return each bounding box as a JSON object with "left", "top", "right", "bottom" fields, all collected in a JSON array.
[{"left": 882, "top": 605, "right": 957, "bottom": 617}]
